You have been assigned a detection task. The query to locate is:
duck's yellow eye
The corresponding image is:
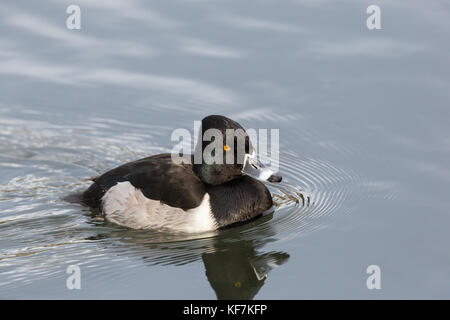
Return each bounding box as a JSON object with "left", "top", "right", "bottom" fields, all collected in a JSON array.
[{"left": 224, "top": 145, "right": 231, "bottom": 151}]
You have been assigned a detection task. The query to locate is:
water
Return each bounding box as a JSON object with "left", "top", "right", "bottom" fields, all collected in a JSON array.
[{"left": 0, "top": 0, "right": 449, "bottom": 299}]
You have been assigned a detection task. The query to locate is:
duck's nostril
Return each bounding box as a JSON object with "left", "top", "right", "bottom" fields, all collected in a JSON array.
[{"left": 267, "top": 174, "right": 282, "bottom": 183}]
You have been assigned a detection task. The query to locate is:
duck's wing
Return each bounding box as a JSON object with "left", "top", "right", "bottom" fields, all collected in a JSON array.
[{"left": 81, "top": 154, "right": 206, "bottom": 211}]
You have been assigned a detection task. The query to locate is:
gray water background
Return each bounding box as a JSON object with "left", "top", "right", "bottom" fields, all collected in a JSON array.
[{"left": 0, "top": 0, "right": 449, "bottom": 299}]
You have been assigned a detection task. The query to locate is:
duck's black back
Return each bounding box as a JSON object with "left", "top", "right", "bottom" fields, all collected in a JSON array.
[{"left": 81, "top": 154, "right": 206, "bottom": 210}]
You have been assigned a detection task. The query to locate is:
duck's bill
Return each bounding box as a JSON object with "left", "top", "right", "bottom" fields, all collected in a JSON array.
[{"left": 242, "top": 153, "right": 282, "bottom": 183}]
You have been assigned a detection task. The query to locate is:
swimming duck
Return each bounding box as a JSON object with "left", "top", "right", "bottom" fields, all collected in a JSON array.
[{"left": 81, "top": 115, "right": 282, "bottom": 233}]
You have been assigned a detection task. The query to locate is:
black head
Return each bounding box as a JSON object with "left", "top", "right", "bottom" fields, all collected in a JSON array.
[{"left": 193, "top": 115, "right": 282, "bottom": 185}]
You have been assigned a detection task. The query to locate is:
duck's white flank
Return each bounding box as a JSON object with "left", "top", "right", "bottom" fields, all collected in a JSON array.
[{"left": 101, "top": 181, "right": 217, "bottom": 233}]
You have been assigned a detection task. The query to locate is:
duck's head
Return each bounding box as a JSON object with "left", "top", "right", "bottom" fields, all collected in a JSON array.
[{"left": 193, "top": 115, "right": 282, "bottom": 185}]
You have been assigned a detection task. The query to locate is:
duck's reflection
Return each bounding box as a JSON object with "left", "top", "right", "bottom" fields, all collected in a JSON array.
[
  {"left": 86, "top": 213, "right": 289, "bottom": 299},
  {"left": 202, "top": 240, "right": 289, "bottom": 300}
]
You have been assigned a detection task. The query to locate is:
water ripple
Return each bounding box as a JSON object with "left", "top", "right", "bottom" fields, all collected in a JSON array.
[{"left": 0, "top": 114, "right": 385, "bottom": 291}]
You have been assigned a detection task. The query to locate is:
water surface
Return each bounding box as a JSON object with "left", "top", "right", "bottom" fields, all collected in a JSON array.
[{"left": 0, "top": 0, "right": 449, "bottom": 299}]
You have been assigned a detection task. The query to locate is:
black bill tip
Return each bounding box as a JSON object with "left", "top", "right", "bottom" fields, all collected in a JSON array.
[{"left": 267, "top": 174, "right": 282, "bottom": 183}]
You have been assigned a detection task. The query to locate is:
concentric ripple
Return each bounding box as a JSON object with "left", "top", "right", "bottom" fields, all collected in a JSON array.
[{"left": 264, "top": 152, "right": 361, "bottom": 237}]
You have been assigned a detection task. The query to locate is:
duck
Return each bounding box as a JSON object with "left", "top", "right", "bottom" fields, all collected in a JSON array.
[{"left": 81, "top": 115, "right": 282, "bottom": 233}]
